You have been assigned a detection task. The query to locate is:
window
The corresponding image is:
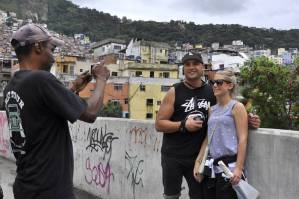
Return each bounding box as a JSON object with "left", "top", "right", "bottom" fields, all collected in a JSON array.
[
  {"left": 161, "top": 85, "right": 171, "bottom": 92},
  {"left": 136, "top": 71, "right": 143, "bottom": 77},
  {"left": 150, "top": 71, "right": 154, "bottom": 78},
  {"left": 114, "top": 83, "right": 123, "bottom": 91},
  {"left": 111, "top": 71, "right": 118, "bottom": 76},
  {"left": 163, "top": 72, "right": 170, "bottom": 78},
  {"left": 80, "top": 69, "right": 83, "bottom": 72},
  {"left": 114, "top": 45, "right": 121, "bottom": 50},
  {"left": 124, "top": 98, "right": 129, "bottom": 104},
  {"left": 69, "top": 65, "right": 74, "bottom": 75},
  {"left": 110, "top": 99, "right": 120, "bottom": 106},
  {"left": 140, "top": 84, "right": 146, "bottom": 91},
  {"left": 62, "top": 65, "right": 68, "bottom": 73},
  {"left": 2, "top": 60, "right": 11, "bottom": 72},
  {"left": 220, "top": 64, "right": 225, "bottom": 70},
  {"left": 157, "top": 100, "right": 161, "bottom": 105},
  {"left": 146, "top": 99, "right": 153, "bottom": 106},
  {"left": 146, "top": 113, "right": 153, "bottom": 119}
]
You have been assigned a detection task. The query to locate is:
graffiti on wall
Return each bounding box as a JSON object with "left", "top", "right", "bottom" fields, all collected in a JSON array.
[
  {"left": 86, "top": 125, "right": 119, "bottom": 161},
  {"left": 85, "top": 157, "right": 114, "bottom": 193},
  {"left": 129, "top": 126, "right": 161, "bottom": 152},
  {"left": 84, "top": 124, "right": 119, "bottom": 193},
  {"left": 125, "top": 151, "right": 144, "bottom": 199},
  {"left": 0, "top": 113, "right": 10, "bottom": 155}
]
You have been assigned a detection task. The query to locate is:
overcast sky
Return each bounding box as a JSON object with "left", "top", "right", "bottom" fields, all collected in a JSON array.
[{"left": 70, "top": 0, "right": 299, "bottom": 30}]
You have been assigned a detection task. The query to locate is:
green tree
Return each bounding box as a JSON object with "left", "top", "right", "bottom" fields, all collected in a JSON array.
[
  {"left": 240, "top": 56, "right": 299, "bottom": 130},
  {"left": 99, "top": 101, "right": 123, "bottom": 118}
]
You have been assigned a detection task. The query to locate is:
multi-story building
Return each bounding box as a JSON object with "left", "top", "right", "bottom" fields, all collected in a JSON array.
[
  {"left": 92, "top": 38, "right": 126, "bottom": 63},
  {"left": 119, "top": 62, "right": 178, "bottom": 79},
  {"left": 252, "top": 49, "right": 271, "bottom": 58},
  {"left": 52, "top": 55, "right": 77, "bottom": 87},
  {"left": 277, "top": 48, "right": 286, "bottom": 56},
  {"left": 79, "top": 61, "right": 179, "bottom": 119},
  {"left": 168, "top": 49, "right": 188, "bottom": 64},
  {"left": 209, "top": 49, "right": 249, "bottom": 72},
  {"left": 129, "top": 77, "right": 179, "bottom": 120},
  {"left": 80, "top": 77, "right": 130, "bottom": 117},
  {"left": 126, "top": 39, "right": 171, "bottom": 64}
]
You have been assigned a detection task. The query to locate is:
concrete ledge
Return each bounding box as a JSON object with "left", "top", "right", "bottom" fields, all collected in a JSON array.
[{"left": 1, "top": 112, "right": 299, "bottom": 199}]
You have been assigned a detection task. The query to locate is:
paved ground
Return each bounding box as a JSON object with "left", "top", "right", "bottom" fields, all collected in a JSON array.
[{"left": 0, "top": 157, "right": 101, "bottom": 199}]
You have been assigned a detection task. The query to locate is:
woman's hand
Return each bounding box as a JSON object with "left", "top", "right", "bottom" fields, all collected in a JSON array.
[
  {"left": 230, "top": 167, "right": 242, "bottom": 185},
  {"left": 193, "top": 160, "right": 200, "bottom": 179}
]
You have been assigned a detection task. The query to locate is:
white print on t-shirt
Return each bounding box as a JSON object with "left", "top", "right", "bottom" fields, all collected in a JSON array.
[
  {"left": 5, "top": 91, "right": 24, "bottom": 109},
  {"left": 5, "top": 91, "right": 26, "bottom": 155},
  {"left": 181, "top": 97, "right": 210, "bottom": 112}
]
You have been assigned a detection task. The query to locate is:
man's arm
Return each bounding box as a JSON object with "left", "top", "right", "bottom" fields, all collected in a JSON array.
[
  {"left": 155, "top": 87, "right": 203, "bottom": 133},
  {"left": 155, "top": 87, "right": 181, "bottom": 133},
  {"left": 79, "top": 62, "right": 110, "bottom": 123},
  {"left": 248, "top": 114, "right": 261, "bottom": 129},
  {"left": 69, "top": 71, "right": 92, "bottom": 94}
]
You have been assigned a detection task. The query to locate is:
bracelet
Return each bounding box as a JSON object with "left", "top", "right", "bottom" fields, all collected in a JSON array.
[{"left": 179, "top": 119, "right": 187, "bottom": 133}]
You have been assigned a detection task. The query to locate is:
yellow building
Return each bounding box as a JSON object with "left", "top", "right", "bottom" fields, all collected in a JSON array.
[
  {"left": 129, "top": 77, "right": 180, "bottom": 120},
  {"left": 120, "top": 62, "right": 178, "bottom": 78},
  {"left": 54, "top": 55, "right": 77, "bottom": 75}
]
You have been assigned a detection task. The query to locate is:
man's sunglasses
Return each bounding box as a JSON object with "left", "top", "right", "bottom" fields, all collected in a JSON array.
[{"left": 210, "top": 79, "right": 231, "bottom": 86}]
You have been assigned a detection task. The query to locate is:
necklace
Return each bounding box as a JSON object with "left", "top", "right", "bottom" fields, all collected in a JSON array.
[{"left": 184, "top": 80, "right": 203, "bottom": 89}]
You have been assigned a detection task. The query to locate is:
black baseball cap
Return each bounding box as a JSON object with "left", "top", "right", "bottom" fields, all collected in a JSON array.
[{"left": 182, "top": 52, "right": 203, "bottom": 64}]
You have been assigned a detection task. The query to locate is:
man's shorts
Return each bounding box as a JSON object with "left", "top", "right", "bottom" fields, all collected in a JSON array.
[{"left": 161, "top": 155, "right": 203, "bottom": 199}]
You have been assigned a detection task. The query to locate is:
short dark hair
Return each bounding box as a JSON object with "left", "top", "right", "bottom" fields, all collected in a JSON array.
[{"left": 12, "top": 40, "right": 47, "bottom": 62}]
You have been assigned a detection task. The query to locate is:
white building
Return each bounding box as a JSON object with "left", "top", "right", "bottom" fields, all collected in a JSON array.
[
  {"left": 232, "top": 40, "right": 244, "bottom": 46},
  {"left": 210, "top": 50, "right": 249, "bottom": 72},
  {"left": 253, "top": 49, "right": 271, "bottom": 58},
  {"left": 211, "top": 42, "right": 220, "bottom": 50},
  {"left": 269, "top": 55, "right": 283, "bottom": 65},
  {"left": 93, "top": 38, "right": 126, "bottom": 58},
  {"left": 277, "top": 48, "right": 286, "bottom": 56}
]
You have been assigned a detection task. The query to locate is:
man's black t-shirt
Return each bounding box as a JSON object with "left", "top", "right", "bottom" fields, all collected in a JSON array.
[
  {"left": 3, "top": 70, "right": 87, "bottom": 199},
  {"left": 161, "top": 81, "right": 216, "bottom": 158}
]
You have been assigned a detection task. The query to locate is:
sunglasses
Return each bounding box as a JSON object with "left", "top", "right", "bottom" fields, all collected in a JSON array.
[{"left": 210, "top": 79, "right": 231, "bottom": 86}]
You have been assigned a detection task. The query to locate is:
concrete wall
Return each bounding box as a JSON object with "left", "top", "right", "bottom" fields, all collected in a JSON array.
[{"left": 1, "top": 111, "right": 299, "bottom": 199}]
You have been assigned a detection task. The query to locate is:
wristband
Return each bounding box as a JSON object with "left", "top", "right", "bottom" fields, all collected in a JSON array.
[{"left": 179, "top": 119, "right": 187, "bottom": 133}]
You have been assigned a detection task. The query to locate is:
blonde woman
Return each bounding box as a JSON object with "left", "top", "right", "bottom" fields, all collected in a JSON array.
[{"left": 194, "top": 69, "right": 248, "bottom": 199}]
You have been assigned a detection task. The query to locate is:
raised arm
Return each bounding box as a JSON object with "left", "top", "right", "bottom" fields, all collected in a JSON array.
[{"left": 79, "top": 62, "right": 110, "bottom": 123}]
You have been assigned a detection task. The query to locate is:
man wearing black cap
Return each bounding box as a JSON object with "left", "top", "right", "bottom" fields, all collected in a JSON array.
[
  {"left": 155, "top": 52, "right": 260, "bottom": 199},
  {"left": 4, "top": 23, "right": 110, "bottom": 199},
  {"left": 156, "top": 52, "right": 214, "bottom": 199}
]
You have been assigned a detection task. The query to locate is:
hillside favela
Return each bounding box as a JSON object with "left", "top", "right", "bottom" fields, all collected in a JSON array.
[{"left": 0, "top": 0, "right": 298, "bottom": 199}]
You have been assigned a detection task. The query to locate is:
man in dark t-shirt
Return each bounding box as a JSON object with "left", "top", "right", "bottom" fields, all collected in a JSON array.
[{"left": 4, "top": 23, "right": 110, "bottom": 199}]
